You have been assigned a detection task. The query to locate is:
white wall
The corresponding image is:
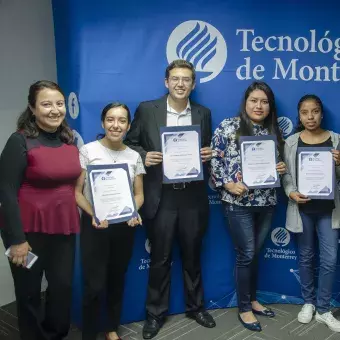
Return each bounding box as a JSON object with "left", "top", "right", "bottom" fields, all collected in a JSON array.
[{"left": 0, "top": 0, "right": 57, "bottom": 305}]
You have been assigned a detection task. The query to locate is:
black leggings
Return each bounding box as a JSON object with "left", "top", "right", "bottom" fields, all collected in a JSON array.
[
  {"left": 81, "top": 214, "right": 135, "bottom": 339},
  {"left": 1, "top": 231, "right": 75, "bottom": 340}
]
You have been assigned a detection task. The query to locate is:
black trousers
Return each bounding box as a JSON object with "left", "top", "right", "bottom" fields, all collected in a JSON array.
[
  {"left": 81, "top": 214, "right": 135, "bottom": 340},
  {"left": 146, "top": 183, "right": 209, "bottom": 319},
  {"left": 1, "top": 232, "right": 75, "bottom": 340}
]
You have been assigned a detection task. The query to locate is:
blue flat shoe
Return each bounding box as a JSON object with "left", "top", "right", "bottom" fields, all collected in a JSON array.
[
  {"left": 238, "top": 314, "right": 262, "bottom": 332},
  {"left": 252, "top": 308, "right": 275, "bottom": 318}
]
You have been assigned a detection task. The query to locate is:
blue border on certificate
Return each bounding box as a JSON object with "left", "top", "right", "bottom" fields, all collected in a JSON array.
[
  {"left": 297, "top": 147, "right": 335, "bottom": 200},
  {"left": 160, "top": 125, "right": 203, "bottom": 184},
  {"left": 87, "top": 163, "right": 138, "bottom": 224},
  {"left": 239, "top": 135, "right": 280, "bottom": 189}
]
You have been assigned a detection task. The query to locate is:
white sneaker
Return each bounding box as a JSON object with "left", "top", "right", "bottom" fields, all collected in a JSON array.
[
  {"left": 316, "top": 311, "right": 340, "bottom": 332},
  {"left": 298, "top": 304, "right": 315, "bottom": 324}
]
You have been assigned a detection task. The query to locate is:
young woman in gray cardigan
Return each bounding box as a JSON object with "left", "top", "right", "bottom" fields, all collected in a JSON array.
[{"left": 282, "top": 94, "right": 340, "bottom": 332}]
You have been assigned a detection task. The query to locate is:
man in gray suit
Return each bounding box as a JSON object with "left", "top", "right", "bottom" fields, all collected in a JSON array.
[{"left": 125, "top": 59, "right": 215, "bottom": 339}]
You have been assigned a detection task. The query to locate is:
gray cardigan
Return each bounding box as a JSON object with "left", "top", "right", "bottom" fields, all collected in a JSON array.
[{"left": 282, "top": 131, "right": 340, "bottom": 233}]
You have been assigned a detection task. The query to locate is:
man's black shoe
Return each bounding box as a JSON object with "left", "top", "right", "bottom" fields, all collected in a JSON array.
[
  {"left": 142, "top": 317, "right": 163, "bottom": 339},
  {"left": 187, "top": 311, "right": 216, "bottom": 328}
]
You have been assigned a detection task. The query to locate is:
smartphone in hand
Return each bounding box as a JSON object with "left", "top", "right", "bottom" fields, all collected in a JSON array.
[{"left": 5, "top": 248, "right": 38, "bottom": 269}]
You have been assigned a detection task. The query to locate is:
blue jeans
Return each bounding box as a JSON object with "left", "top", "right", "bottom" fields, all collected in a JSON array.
[
  {"left": 297, "top": 211, "right": 339, "bottom": 314},
  {"left": 224, "top": 203, "right": 274, "bottom": 312}
]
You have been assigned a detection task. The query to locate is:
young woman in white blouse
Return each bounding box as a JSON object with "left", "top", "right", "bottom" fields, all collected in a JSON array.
[{"left": 75, "top": 102, "right": 145, "bottom": 340}]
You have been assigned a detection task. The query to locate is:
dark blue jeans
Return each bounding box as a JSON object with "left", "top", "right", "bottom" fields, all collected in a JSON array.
[
  {"left": 297, "top": 211, "right": 339, "bottom": 314},
  {"left": 224, "top": 203, "right": 274, "bottom": 313}
]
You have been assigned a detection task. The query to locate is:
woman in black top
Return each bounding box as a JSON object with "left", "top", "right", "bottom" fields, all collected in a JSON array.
[
  {"left": 0, "top": 80, "right": 81, "bottom": 340},
  {"left": 282, "top": 95, "right": 340, "bottom": 332}
]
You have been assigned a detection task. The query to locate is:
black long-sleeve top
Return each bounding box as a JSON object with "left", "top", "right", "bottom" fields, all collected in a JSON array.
[{"left": 0, "top": 130, "right": 63, "bottom": 245}]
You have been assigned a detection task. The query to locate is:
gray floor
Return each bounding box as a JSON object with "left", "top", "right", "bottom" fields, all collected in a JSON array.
[{"left": 2, "top": 303, "right": 340, "bottom": 340}]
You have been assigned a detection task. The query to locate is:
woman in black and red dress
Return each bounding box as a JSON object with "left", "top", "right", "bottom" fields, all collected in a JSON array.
[{"left": 0, "top": 80, "right": 81, "bottom": 340}]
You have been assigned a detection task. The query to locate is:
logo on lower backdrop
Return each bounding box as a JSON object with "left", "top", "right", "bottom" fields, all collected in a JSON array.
[
  {"left": 68, "top": 92, "right": 79, "bottom": 119},
  {"left": 167, "top": 21, "right": 227, "bottom": 83},
  {"left": 72, "top": 130, "right": 84, "bottom": 149},
  {"left": 271, "top": 227, "right": 291, "bottom": 247},
  {"left": 277, "top": 117, "right": 294, "bottom": 138},
  {"left": 145, "top": 238, "right": 151, "bottom": 254},
  {"left": 265, "top": 227, "right": 296, "bottom": 260},
  {"left": 208, "top": 176, "right": 217, "bottom": 192}
]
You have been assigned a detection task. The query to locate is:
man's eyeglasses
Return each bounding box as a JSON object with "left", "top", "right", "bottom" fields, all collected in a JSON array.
[{"left": 168, "top": 77, "right": 193, "bottom": 85}]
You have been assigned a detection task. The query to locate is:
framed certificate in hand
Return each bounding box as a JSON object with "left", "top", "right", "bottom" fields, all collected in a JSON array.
[
  {"left": 297, "top": 147, "right": 334, "bottom": 200},
  {"left": 160, "top": 125, "right": 203, "bottom": 184},
  {"left": 240, "top": 135, "right": 280, "bottom": 189},
  {"left": 87, "top": 163, "right": 138, "bottom": 224}
]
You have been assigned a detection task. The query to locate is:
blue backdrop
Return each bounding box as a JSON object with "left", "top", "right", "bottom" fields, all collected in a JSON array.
[{"left": 52, "top": 0, "right": 340, "bottom": 325}]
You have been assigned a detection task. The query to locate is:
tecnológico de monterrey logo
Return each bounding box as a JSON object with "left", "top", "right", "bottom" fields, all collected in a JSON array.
[{"left": 167, "top": 21, "right": 227, "bottom": 83}]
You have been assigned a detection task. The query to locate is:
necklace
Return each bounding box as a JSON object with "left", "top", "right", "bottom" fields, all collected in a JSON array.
[{"left": 99, "top": 140, "right": 124, "bottom": 163}]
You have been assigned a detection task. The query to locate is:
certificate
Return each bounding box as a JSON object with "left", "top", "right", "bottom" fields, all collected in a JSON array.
[
  {"left": 240, "top": 135, "right": 280, "bottom": 189},
  {"left": 87, "top": 164, "right": 137, "bottom": 224},
  {"left": 160, "top": 125, "right": 203, "bottom": 183},
  {"left": 297, "top": 147, "right": 334, "bottom": 199}
]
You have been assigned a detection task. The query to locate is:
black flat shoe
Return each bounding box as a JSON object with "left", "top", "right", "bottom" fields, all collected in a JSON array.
[
  {"left": 142, "top": 317, "right": 164, "bottom": 339},
  {"left": 252, "top": 308, "right": 275, "bottom": 318},
  {"left": 187, "top": 311, "right": 216, "bottom": 328},
  {"left": 238, "top": 314, "right": 262, "bottom": 332}
]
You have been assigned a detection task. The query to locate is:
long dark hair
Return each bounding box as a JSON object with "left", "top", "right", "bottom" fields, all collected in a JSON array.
[
  {"left": 17, "top": 80, "right": 74, "bottom": 144},
  {"left": 295, "top": 94, "right": 324, "bottom": 132},
  {"left": 97, "top": 102, "right": 131, "bottom": 139},
  {"left": 236, "top": 81, "right": 284, "bottom": 157}
]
